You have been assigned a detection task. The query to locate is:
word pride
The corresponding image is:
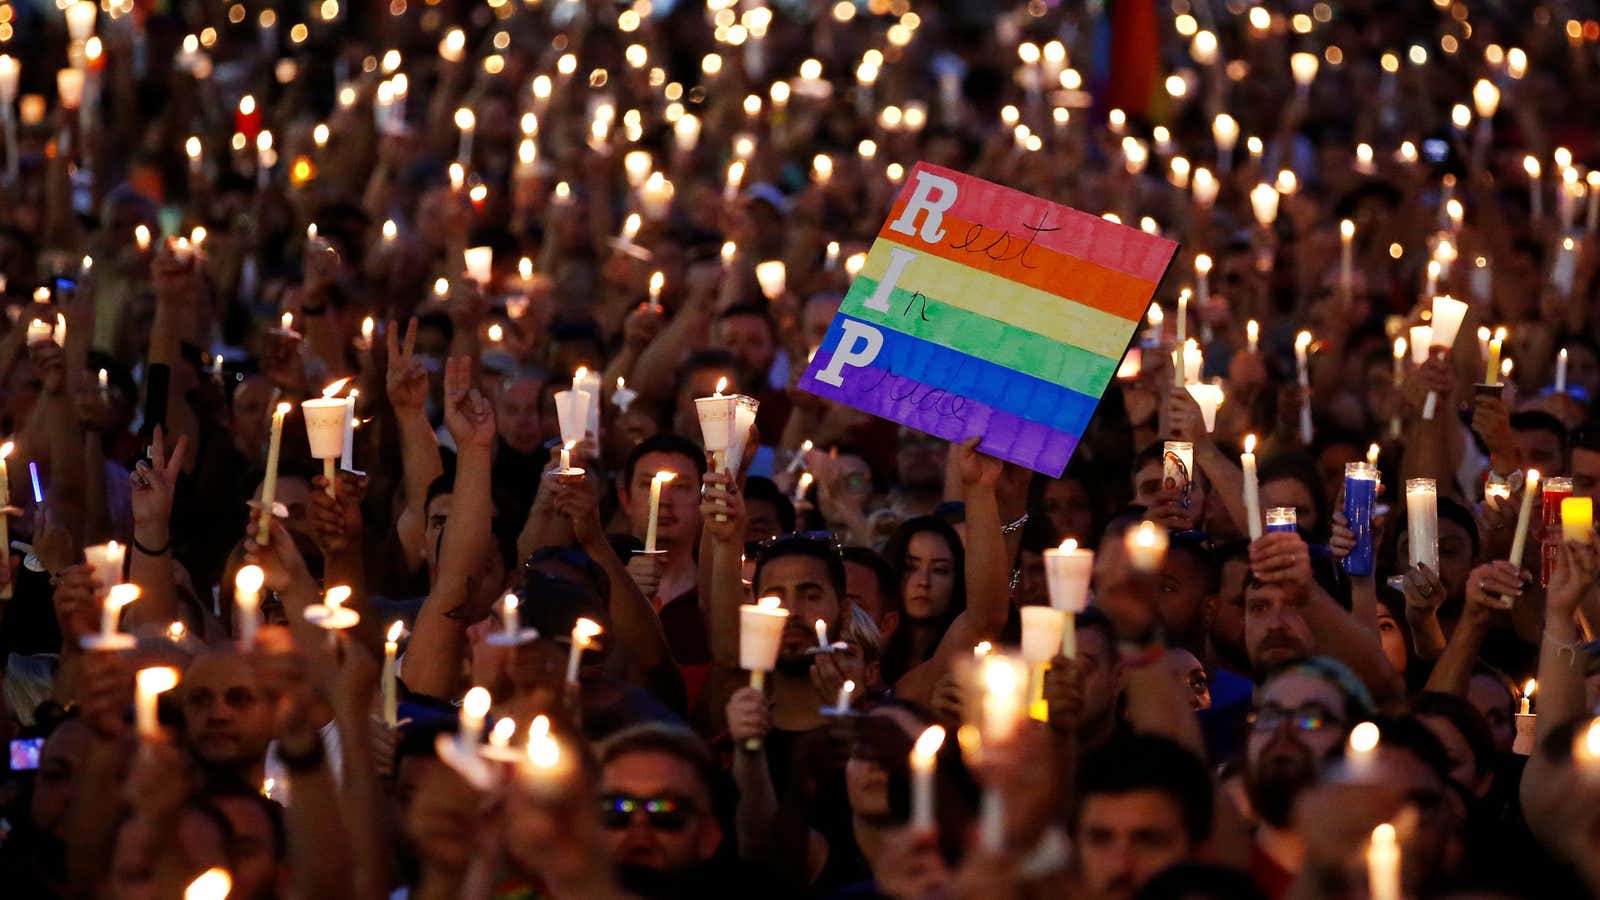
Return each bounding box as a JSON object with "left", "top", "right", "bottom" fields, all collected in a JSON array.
[{"left": 800, "top": 162, "right": 1177, "bottom": 476}]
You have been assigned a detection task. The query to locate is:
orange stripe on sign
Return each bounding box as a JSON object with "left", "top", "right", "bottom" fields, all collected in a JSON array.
[
  {"left": 876, "top": 205, "right": 1158, "bottom": 323},
  {"left": 890, "top": 162, "right": 1177, "bottom": 283}
]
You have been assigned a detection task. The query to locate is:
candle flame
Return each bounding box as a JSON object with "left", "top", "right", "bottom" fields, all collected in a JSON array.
[
  {"left": 1527, "top": 469, "right": 1542, "bottom": 489},
  {"left": 281, "top": 311, "right": 294, "bottom": 330},
  {"left": 108, "top": 583, "right": 141, "bottom": 609},
  {"left": 1194, "top": 253, "right": 1212, "bottom": 275},
  {"left": 463, "top": 686, "right": 492, "bottom": 718},
  {"left": 322, "top": 376, "right": 352, "bottom": 399},
  {"left": 136, "top": 665, "right": 179, "bottom": 695},
  {"left": 1340, "top": 218, "right": 1355, "bottom": 239},
  {"left": 1134, "top": 521, "right": 1160, "bottom": 547},
  {"left": 1349, "top": 720, "right": 1381, "bottom": 752},
  {"left": 982, "top": 654, "right": 1020, "bottom": 695},
  {"left": 1524, "top": 678, "right": 1537, "bottom": 698},
  {"left": 714, "top": 376, "right": 728, "bottom": 395},
  {"left": 1244, "top": 433, "right": 1257, "bottom": 454},
  {"left": 912, "top": 724, "right": 946, "bottom": 762},
  {"left": 974, "top": 640, "right": 992, "bottom": 657},
  {"left": 573, "top": 617, "right": 603, "bottom": 647},
  {"left": 387, "top": 620, "right": 404, "bottom": 642},
  {"left": 526, "top": 715, "right": 560, "bottom": 768},
  {"left": 1394, "top": 337, "right": 1407, "bottom": 359},
  {"left": 324, "top": 585, "right": 352, "bottom": 609},
  {"left": 1371, "top": 823, "right": 1396, "bottom": 845},
  {"left": 842, "top": 679, "right": 855, "bottom": 695},
  {"left": 575, "top": 365, "right": 588, "bottom": 381},
  {"left": 1295, "top": 330, "right": 1313, "bottom": 351},
  {"left": 489, "top": 717, "right": 516, "bottom": 747},
  {"left": 0, "top": 441, "right": 12, "bottom": 460},
  {"left": 168, "top": 622, "right": 185, "bottom": 641},
  {"left": 756, "top": 595, "right": 782, "bottom": 611},
  {"left": 235, "top": 564, "right": 265, "bottom": 593},
  {"left": 653, "top": 471, "right": 677, "bottom": 485},
  {"left": 1059, "top": 538, "right": 1078, "bottom": 553},
  {"left": 1367, "top": 443, "right": 1380, "bottom": 466},
  {"left": 184, "top": 867, "right": 231, "bottom": 900},
  {"left": 1586, "top": 719, "right": 1600, "bottom": 757},
  {"left": 503, "top": 592, "right": 518, "bottom": 614}
]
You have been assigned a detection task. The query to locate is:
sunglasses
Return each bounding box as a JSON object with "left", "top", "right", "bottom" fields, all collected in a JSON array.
[
  {"left": 598, "top": 793, "right": 695, "bottom": 832},
  {"left": 1248, "top": 702, "right": 1344, "bottom": 734}
]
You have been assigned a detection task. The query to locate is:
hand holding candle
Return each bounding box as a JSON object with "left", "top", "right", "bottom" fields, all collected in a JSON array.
[
  {"left": 135, "top": 666, "right": 179, "bottom": 739},
  {"left": 565, "top": 617, "right": 602, "bottom": 684},
  {"left": 644, "top": 471, "right": 676, "bottom": 552},
  {"left": 1508, "top": 469, "right": 1541, "bottom": 569}
]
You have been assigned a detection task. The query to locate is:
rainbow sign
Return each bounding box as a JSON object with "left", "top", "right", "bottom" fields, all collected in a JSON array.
[{"left": 800, "top": 162, "right": 1177, "bottom": 476}]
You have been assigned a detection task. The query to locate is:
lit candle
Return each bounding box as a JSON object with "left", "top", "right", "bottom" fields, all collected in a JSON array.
[
  {"left": 793, "top": 471, "right": 813, "bottom": 504},
  {"left": 1165, "top": 440, "right": 1195, "bottom": 507},
  {"left": 463, "top": 245, "right": 492, "bottom": 286},
  {"left": 1295, "top": 331, "right": 1313, "bottom": 444},
  {"left": 1391, "top": 337, "right": 1407, "bottom": 438},
  {"left": 1406, "top": 478, "right": 1440, "bottom": 572},
  {"left": 341, "top": 389, "right": 359, "bottom": 471},
  {"left": 135, "top": 666, "right": 179, "bottom": 739},
  {"left": 0, "top": 441, "right": 10, "bottom": 600},
  {"left": 185, "top": 867, "right": 231, "bottom": 900},
  {"left": 644, "top": 471, "right": 676, "bottom": 552},
  {"left": 1541, "top": 476, "right": 1572, "bottom": 588},
  {"left": 1562, "top": 497, "right": 1594, "bottom": 543},
  {"left": 754, "top": 260, "right": 786, "bottom": 300},
  {"left": 813, "top": 617, "right": 831, "bottom": 651},
  {"left": 383, "top": 620, "right": 402, "bottom": 727},
  {"left": 1422, "top": 295, "right": 1469, "bottom": 420},
  {"left": 258, "top": 402, "right": 291, "bottom": 544},
  {"left": 1526, "top": 156, "right": 1543, "bottom": 219},
  {"left": 1125, "top": 521, "right": 1168, "bottom": 572},
  {"left": 98, "top": 583, "right": 139, "bottom": 643},
  {"left": 1367, "top": 823, "right": 1400, "bottom": 900},
  {"left": 1557, "top": 347, "right": 1570, "bottom": 393},
  {"left": 909, "top": 725, "right": 946, "bottom": 830},
  {"left": 458, "top": 686, "right": 490, "bottom": 754},
  {"left": 1348, "top": 720, "right": 1380, "bottom": 779},
  {"left": 1173, "top": 292, "right": 1189, "bottom": 387},
  {"left": 1242, "top": 435, "right": 1262, "bottom": 540},
  {"left": 1265, "top": 507, "right": 1298, "bottom": 534},
  {"left": 648, "top": 271, "right": 664, "bottom": 311},
  {"left": 1043, "top": 539, "right": 1093, "bottom": 656},
  {"left": 1339, "top": 219, "right": 1355, "bottom": 297},
  {"left": 739, "top": 596, "right": 787, "bottom": 691},
  {"left": 1185, "top": 384, "right": 1224, "bottom": 432},
  {"left": 499, "top": 592, "right": 520, "bottom": 643},
  {"left": 83, "top": 541, "right": 126, "bottom": 601},
  {"left": 1509, "top": 469, "right": 1541, "bottom": 568},
  {"left": 834, "top": 679, "right": 855, "bottom": 713},
  {"left": 1020, "top": 606, "right": 1066, "bottom": 663},
  {"left": 1554, "top": 237, "right": 1578, "bottom": 296},
  {"left": 1521, "top": 678, "right": 1536, "bottom": 716},
  {"left": 303, "top": 378, "right": 351, "bottom": 496},
  {"left": 453, "top": 107, "right": 474, "bottom": 168},
  {"left": 1485, "top": 328, "right": 1504, "bottom": 385},
  {"left": 1246, "top": 319, "right": 1259, "bottom": 354},
  {"left": 566, "top": 618, "right": 602, "bottom": 684},
  {"left": 559, "top": 440, "right": 576, "bottom": 473},
  {"left": 1346, "top": 462, "right": 1379, "bottom": 576},
  {"left": 235, "top": 564, "right": 263, "bottom": 647}
]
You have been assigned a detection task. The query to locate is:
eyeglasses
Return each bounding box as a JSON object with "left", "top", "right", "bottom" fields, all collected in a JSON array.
[
  {"left": 1248, "top": 702, "right": 1343, "bottom": 733},
  {"left": 598, "top": 793, "right": 695, "bottom": 832}
]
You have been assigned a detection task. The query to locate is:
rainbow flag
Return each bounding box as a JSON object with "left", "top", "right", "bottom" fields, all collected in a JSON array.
[{"left": 799, "top": 162, "right": 1176, "bottom": 476}]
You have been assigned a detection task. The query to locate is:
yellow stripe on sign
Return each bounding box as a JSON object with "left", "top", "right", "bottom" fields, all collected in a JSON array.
[{"left": 858, "top": 238, "right": 1140, "bottom": 361}]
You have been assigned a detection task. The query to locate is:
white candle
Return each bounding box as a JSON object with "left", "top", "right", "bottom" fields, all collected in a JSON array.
[
  {"left": 1509, "top": 469, "right": 1542, "bottom": 568},
  {"left": 341, "top": 388, "right": 358, "bottom": 471},
  {"left": 1246, "top": 319, "right": 1259, "bottom": 354},
  {"left": 566, "top": 618, "right": 602, "bottom": 684},
  {"left": 99, "top": 583, "right": 138, "bottom": 640},
  {"left": 1242, "top": 434, "right": 1262, "bottom": 540},
  {"left": 1174, "top": 293, "right": 1188, "bottom": 388},
  {"left": 1042, "top": 537, "right": 1094, "bottom": 657},
  {"left": 835, "top": 679, "right": 855, "bottom": 712},
  {"left": 740, "top": 596, "right": 787, "bottom": 686},
  {"left": 1391, "top": 337, "right": 1407, "bottom": 439},
  {"left": 1526, "top": 156, "right": 1543, "bottom": 220},
  {"left": 185, "top": 867, "right": 232, "bottom": 900},
  {"left": 464, "top": 246, "right": 492, "bottom": 286},
  {"left": 1557, "top": 348, "right": 1570, "bottom": 393},
  {"left": 1367, "top": 823, "right": 1401, "bottom": 900},
  {"left": 910, "top": 725, "right": 946, "bottom": 830},
  {"left": 1347, "top": 720, "right": 1380, "bottom": 779},
  {"left": 0, "top": 441, "right": 10, "bottom": 600},
  {"left": 644, "top": 471, "right": 675, "bottom": 552},
  {"left": 1020, "top": 606, "right": 1066, "bottom": 662},
  {"left": 814, "top": 617, "right": 831, "bottom": 651},
  {"left": 1406, "top": 478, "right": 1439, "bottom": 572},
  {"left": 1295, "top": 331, "right": 1313, "bottom": 444},
  {"left": 1340, "top": 219, "right": 1355, "bottom": 297},
  {"left": 1125, "top": 521, "right": 1168, "bottom": 572},
  {"left": 383, "top": 620, "right": 402, "bottom": 727},
  {"left": 235, "top": 564, "right": 263, "bottom": 647},
  {"left": 303, "top": 379, "right": 351, "bottom": 496},
  {"left": 499, "top": 593, "right": 520, "bottom": 642},
  {"left": 458, "top": 686, "right": 490, "bottom": 754},
  {"left": 454, "top": 107, "right": 474, "bottom": 168},
  {"left": 83, "top": 541, "right": 126, "bottom": 601},
  {"left": 258, "top": 402, "right": 291, "bottom": 544},
  {"left": 135, "top": 666, "right": 179, "bottom": 739}
]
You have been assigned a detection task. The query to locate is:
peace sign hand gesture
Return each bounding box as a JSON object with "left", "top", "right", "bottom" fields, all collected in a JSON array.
[
  {"left": 131, "top": 424, "right": 188, "bottom": 537},
  {"left": 443, "top": 356, "right": 494, "bottom": 449},
  {"left": 385, "top": 317, "right": 428, "bottom": 414}
]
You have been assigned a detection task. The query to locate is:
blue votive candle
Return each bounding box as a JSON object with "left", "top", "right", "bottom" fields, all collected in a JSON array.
[{"left": 1344, "top": 462, "right": 1378, "bottom": 576}]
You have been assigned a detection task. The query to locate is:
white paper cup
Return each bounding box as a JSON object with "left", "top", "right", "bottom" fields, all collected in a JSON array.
[
  {"left": 739, "top": 604, "right": 787, "bottom": 672},
  {"left": 302, "top": 398, "right": 347, "bottom": 459}
]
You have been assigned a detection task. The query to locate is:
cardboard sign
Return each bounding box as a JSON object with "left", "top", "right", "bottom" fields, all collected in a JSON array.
[{"left": 799, "top": 162, "right": 1177, "bottom": 475}]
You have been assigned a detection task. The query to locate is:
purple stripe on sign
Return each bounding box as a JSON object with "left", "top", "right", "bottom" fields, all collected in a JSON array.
[{"left": 800, "top": 351, "right": 1079, "bottom": 476}]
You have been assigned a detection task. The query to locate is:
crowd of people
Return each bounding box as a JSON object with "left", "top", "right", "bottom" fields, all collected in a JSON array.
[{"left": 4, "top": 0, "right": 1600, "bottom": 897}]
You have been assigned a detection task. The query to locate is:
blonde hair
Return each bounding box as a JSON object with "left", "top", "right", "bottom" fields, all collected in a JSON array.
[{"left": 839, "top": 604, "right": 882, "bottom": 662}]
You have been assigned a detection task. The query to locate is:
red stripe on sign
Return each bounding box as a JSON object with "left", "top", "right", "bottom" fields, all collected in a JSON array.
[{"left": 889, "top": 162, "right": 1177, "bottom": 284}]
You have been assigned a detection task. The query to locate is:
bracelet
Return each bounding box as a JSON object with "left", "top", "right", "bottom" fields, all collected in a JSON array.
[
  {"left": 132, "top": 534, "right": 171, "bottom": 556},
  {"left": 278, "top": 737, "right": 326, "bottom": 773},
  {"left": 1001, "top": 512, "right": 1030, "bottom": 535}
]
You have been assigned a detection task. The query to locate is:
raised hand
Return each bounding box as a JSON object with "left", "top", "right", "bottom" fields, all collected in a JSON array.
[
  {"left": 1465, "top": 560, "right": 1525, "bottom": 614},
  {"left": 1248, "top": 531, "right": 1312, "bottom": 593},
  {"left": 243, "top": 518, "right": 315, "bottom": 594},
  {"left": 27, "top": 338, "right": 67, "bottom": 396},
  {"left": 621, "top": 303, "right": 665, "bottom": 351},
  {"left": 625, "top": 553, "right": 663, "bottom": 600},
  {"left": 551, "top": 476, "right": 605, "bottom": 548},
  {"left": 307, "top": 470, "right": 368, "bottom": 555},
  {"left": 699, "top": 470, "right": 744, "bottom": 545},
  {"left": 1548, "top": 539, "right": 1600, "bottom": 619},
  {"left": 1164, "top": 385, "right": 1205, "bottom": 443},
  {"left": 1400, "top": 563, "right": 1447, "bottom": 616},
  {"left": 1329, "top": 510, "right": 1356, "bottom": 561},
  {"left": 385, "top": 317, "right": 427, "bottom": 413},
  {"left": 51, "top": 564, "right": 100, "bottom": 646},
  {"left": 442, "top": 356, "right": 494, "bottom": 449},
  {"left": 130, "top": 424, "right": 188, "bottom": 537},
  {"left": 725, "top": 686, "right": 771, "bottom": 746},
  {"left": 955, "top": 435, "right": 1002, "bottom": 489}
]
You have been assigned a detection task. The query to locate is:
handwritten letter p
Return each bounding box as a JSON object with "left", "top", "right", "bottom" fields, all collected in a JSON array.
[
  {"left": 887, "top": 170, "right": 959, "bottom": 243},
  {"left": 814, "top": 319, "right": 885, "bottom": 387}
]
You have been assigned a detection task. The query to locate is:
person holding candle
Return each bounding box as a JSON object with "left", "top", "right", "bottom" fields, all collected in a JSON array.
[{"left": 619, "top": 436, "right": 709, "bottom": 668}]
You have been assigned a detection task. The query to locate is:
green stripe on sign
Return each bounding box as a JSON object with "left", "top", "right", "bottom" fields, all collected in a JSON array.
[{"left": 842, "top": 275, "right": 1122, "bottom": 395}]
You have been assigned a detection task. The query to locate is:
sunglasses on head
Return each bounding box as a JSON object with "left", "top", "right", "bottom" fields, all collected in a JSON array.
[{"left": 598, "top": 793, "right": 695, "bottom": 832}]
